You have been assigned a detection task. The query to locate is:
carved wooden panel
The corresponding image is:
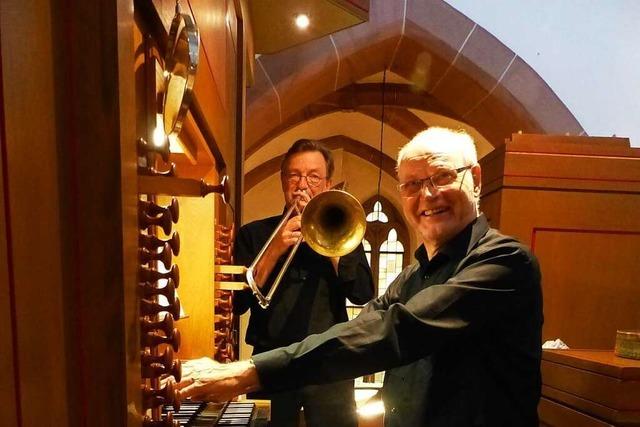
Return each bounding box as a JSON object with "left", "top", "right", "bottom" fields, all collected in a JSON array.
[{"left": 533, "top": 230, "right": 640, "bottom": 349}]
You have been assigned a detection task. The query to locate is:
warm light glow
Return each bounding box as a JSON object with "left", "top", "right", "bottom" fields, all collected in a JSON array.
[
  {"left": 355, "top": 389, "right": 385, "bottom": 418},
  {"left": 354, "top": 389, "right": 378, "bottom": 402},
  {"left": 154, "top": 114, "right": 183, "bottom": 153},
  {"left": 152, "top": 124, "right": 166, "bottom": 148},
  {"left": 357, "top": 400, "right": 385, "bottom": 417},
  {"left": 294, "top": 14, "right": 310, "bottom": 29}
]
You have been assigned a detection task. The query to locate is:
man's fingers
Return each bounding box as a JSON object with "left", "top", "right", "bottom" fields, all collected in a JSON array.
[
  {"left": 294, "top": 189, "right": 310, "bottom": 199},
  {"left": 178, "top": 379, "right": 229, "bottom": 403},
  {"left": 177, "top": 381, "right": 200, "bottom": 399},
  {"left": 294, "top": 191, "right": 310, "bottom": 210},
  {"left": 297, "top": 200, "right": 308, "bottom": 211},
  {"left": 176, "top": 376, "right": 195, "bottom": 389},
  {"left": 178, "top": 378, "right": 212, "bottom": 399},
  {"left": 286, "top": 216, "right": 302, "bottom": 230},
  {"left": 280, "top": 218, "right": 302, "bottom": 246}
]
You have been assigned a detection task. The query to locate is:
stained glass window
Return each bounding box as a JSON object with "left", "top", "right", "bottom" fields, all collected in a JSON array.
[
  {"left": 365, "top": 201, "right": 388, "bottom": 223},
  {"left": 349, "top": 198, "right": 409, "bottom": 387},
  {"left": 346, "top": 200, "right": 407, "bottom": 321},
  {"left": 378, "top": 229, "right": 404, "bottom": 296}
]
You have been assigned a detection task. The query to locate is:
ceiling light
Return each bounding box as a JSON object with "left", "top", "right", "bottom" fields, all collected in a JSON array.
[{"left": 295, "top": 14, "right": 310, "bottom": 30}]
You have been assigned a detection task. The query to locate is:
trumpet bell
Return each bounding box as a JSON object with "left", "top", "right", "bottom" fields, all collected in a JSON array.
[{"left": 301, "top": 190, "right": 367, "bottom": 257}]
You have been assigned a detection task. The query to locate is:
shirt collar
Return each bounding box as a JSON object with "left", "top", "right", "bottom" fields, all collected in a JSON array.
[{"left": 413, "top": 214, "right": 490, "bottom": 269}]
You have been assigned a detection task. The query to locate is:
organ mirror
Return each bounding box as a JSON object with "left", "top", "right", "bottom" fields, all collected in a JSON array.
[{"left": 162, "top": 1, "right": 199, "bottom": 141}]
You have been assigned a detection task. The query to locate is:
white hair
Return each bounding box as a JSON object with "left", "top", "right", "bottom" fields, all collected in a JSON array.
[{"left": 397, "top": 127, "right": 478, "bottom": 168}]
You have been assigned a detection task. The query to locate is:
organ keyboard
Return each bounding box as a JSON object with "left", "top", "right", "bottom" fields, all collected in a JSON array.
[{"left": 163, "top": 400, "right": 269, "bottom": 426}]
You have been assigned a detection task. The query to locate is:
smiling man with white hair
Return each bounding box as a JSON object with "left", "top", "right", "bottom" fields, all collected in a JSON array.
[
  {"left": 396, "top": 127, "right": 481, "bottom": 258},
  {"left": 177, "top": 127, "right": 543, "bottom": 427}
]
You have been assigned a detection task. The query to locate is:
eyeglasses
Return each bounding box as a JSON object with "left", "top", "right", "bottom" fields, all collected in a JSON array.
[
  {"left": 283, "top": 173, "right": 326, "bottom": 187},
  {"left": 397, "top": 165, "right": 473, "bottom": 197}
]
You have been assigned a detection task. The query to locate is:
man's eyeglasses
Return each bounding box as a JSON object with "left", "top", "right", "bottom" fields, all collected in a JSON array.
[
  {"left": 397, "top": 165, "right": 473, "bottom": 197},
  {"left": 283, "top": 173, "right": 326, "bottom": 187}
]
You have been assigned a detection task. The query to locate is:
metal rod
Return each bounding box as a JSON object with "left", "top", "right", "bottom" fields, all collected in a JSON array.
[{"left": 245, "top": 201, "right": 301, "bottom": 309}]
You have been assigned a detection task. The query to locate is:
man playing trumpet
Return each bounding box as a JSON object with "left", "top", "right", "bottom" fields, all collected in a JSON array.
[{"left": 231, "top": 139, "right": 375, "bottom": 427}]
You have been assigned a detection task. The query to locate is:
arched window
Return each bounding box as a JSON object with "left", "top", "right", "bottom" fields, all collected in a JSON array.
[
  {"left": 378, "top": 228, "right": 404, "bottom": 296},
  {"left": 346, "top": 197, "right": 409, "bottom": 320},
  {"left": 365, "top": 201, "right": 388, "bottom": 223},
  {"left": 349, "top": 196, "right": 410, "bottom": 385}
]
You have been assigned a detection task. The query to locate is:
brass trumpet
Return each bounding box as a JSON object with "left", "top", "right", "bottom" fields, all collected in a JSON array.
[{"left": 246, "top": 190, "right": 366, "bottom": 308}]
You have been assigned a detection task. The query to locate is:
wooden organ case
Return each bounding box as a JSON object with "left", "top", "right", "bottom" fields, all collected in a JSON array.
[
  {"left": 1, "top": 0, "right": 262, "bottom": 424},
  {"left": 132, "top": 1, "right": 265, "bottom": 426}
]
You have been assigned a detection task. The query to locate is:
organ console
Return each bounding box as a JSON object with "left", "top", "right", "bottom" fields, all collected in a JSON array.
[
  {"left": 133, "top": 128, "right": 258, "bottom": 424},
  {"left": 137, "top": 195, "right": 183, "bottom": 426},
  {"left": 130, "top": 3, "right": 264, "bottom": 425}
]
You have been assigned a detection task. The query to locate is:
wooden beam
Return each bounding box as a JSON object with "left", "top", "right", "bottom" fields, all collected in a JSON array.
[{"left": 247, "top": 83, "right": 456, "bottom": 156}]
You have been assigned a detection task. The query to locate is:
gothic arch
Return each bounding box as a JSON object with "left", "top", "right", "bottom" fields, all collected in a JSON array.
[{"left": 246, "top": 0, "right": 585, "bottom": 158}]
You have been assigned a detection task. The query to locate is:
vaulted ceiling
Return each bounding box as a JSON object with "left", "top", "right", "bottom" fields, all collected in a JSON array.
[{"left": 242, "top": 0, "right": 585, "bottom": 227}]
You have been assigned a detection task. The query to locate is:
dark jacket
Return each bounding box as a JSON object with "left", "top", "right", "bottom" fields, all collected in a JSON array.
[{"left": 234, "top": 213, "right": 375, "bottom": 351}]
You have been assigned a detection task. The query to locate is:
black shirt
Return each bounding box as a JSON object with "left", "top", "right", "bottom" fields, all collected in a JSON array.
[
  {"left": 253, "top": 215, "right": 543, "bottom": 427},
  {"left": 233, "top": 213, "right": 375, "bottom": 351}
]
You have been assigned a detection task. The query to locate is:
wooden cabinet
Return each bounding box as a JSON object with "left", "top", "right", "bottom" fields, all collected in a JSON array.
[
  {"left": 540, "top": 350, "right": 640, "bottom": 426},
  {"left": 479, "top": 134, "right": 640, "bottom": 350}
]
